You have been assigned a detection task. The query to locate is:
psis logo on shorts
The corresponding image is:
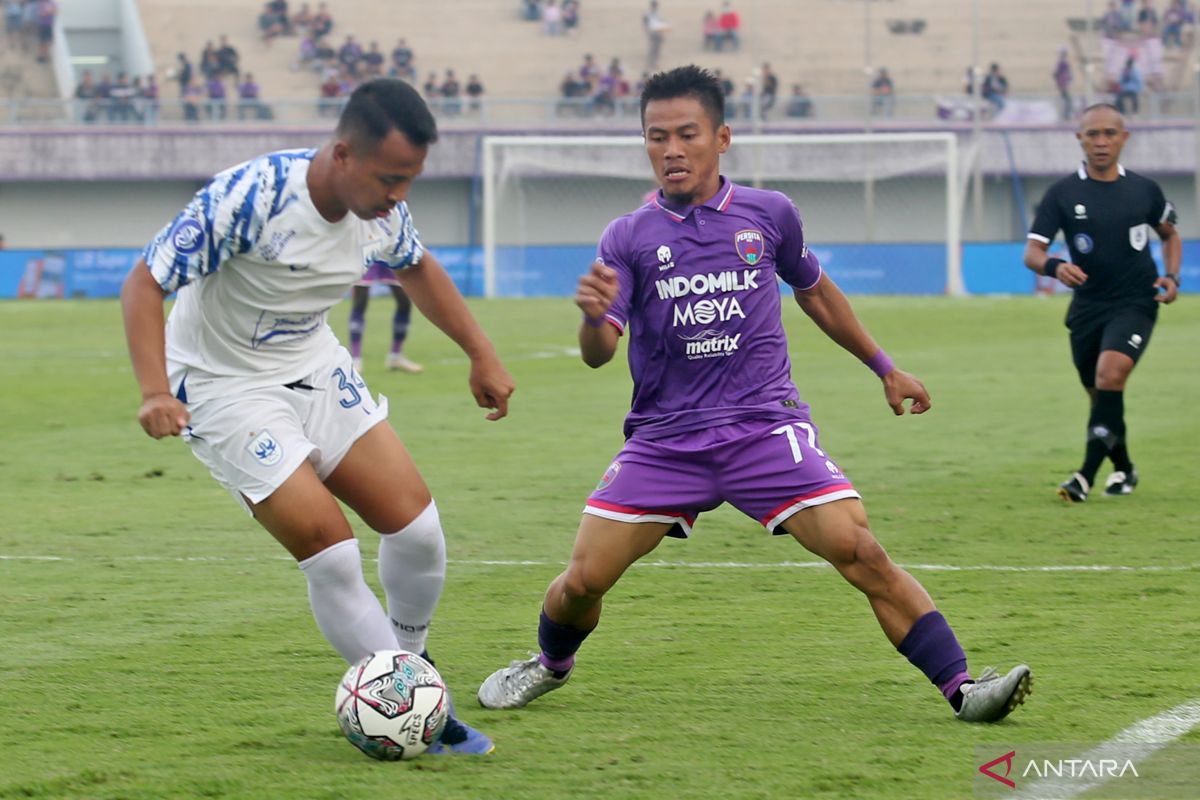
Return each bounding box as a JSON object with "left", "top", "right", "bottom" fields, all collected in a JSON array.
[
  {"left": 169, "top": 218, "right": 206, "bottom": 255},
  {"left": 1073, "top": 233, "right": 1094, "bottom": 254},
  {"left": 596, "top": 461, "right": 621, "bottom": 491},
  {"left": 248, "top": 429, "right": 284, "bottom": 467},
  {"left": 735, "top": 229, "right": 764, "bottom": 265}
]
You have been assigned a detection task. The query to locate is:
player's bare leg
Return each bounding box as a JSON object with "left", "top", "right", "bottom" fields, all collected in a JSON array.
[
  {"left": 478, "top": 516, "right": 673, "bottom": 709},
  {"left": 324, "top": 420, "right": 432, "bottom": 532},
  {"left": 781, "top": 498, "right": 1031, "bottom": 722},
  {"left": 544, "top": 515, "right": 673, "bottom": 630},
  {"left": 780, "top": 498, "right": 933, "bottom": 644}
]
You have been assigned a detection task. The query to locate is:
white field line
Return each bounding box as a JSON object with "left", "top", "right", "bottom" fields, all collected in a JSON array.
[
  {"left": 1012, "top": 699, "right": 1200, "bottom": 800},
  {"left": 0, "top": 554, "right": 1197, "bottom": 572}
]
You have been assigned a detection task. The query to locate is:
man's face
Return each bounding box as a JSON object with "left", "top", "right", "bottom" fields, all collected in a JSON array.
[
  {"left": 1076, "top": 107, "right": 1129, "bottom": 170},
  {"left": 643, "top": 96, "right": 730, "bottom": 205},
  {"left": 333, "top": 128, "right": 427, "bottom": 220}
]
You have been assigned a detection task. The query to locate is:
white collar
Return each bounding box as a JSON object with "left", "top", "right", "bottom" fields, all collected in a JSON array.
[{"left": 1078, "top": 162, "right": 1126, "bottom": 179}]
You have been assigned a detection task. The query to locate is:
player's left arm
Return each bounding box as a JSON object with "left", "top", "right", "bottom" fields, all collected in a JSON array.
[
  {"left": 1154, "top": 220, "right": 1182, "bottom": 304},
  {"left": 793, "top": 273, "right": 931, "bottom": 416},
  {"left": 395, "top": 251, "right": 515, "bottom": 421}
]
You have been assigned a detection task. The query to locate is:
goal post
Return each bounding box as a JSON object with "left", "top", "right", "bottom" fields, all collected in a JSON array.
[{"left": 481, "top": 132, "right": 965, "bottom": 298}]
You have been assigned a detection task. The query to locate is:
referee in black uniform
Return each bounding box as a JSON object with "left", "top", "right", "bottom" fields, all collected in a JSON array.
[{"left": 1023, "top": 103, "right": 1181, "bottom": 502}]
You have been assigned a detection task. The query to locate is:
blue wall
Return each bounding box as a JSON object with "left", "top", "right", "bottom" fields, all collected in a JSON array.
[{"left": 2, "top": 242, "right": 1196, "bottom": 299}]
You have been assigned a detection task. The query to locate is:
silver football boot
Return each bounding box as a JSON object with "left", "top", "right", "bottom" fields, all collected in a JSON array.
[
  {"left": 477, "top": 654, "right": 572, "bottom": 709},
  {"left": 956, "top": 664, "right": 1033, "bottom": 722}
]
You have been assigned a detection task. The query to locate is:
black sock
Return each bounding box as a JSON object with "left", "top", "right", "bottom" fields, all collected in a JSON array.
[
  {"left": 1109, "top": 441, "right": 1132, "bottom": 473},
  {"left": 1080, "top": 390, "right": 1123, "bottom": 485}
]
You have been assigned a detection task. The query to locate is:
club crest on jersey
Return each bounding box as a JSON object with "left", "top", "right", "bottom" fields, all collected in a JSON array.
[
  {"left": 596, "top": 461, "right": 621, "bottom": 491},
  {"left": 734, "top": 230, "right": 764, "bottom": 265},
  {"left": 169, "top": 219, "right": 205, "bottom": 255},
  {"left": 1129, "top": 224, "right": 1149, "bottom": 252},
  {"left": 1073, "top": 233, "right": 1093, "bottom": 254},
  {"left": 248, "top": 429, "right": 284, "bottom": 467}
]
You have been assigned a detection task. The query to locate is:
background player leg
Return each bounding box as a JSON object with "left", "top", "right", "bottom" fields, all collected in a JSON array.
[
  {"left": 324, "top": 421, "right": 491, "bottom": 754},
  {"left": 780, "top": 498, "right": 1030, "bottom": 722},
  {"left": 385, "top": 284, "right": 423, "bottom": 373},
  {"left": 478, "top": 515, "right": 673, "bottom": 709},
  {"left": 347, "top": 284, "right": 369, "bottom": 373}
]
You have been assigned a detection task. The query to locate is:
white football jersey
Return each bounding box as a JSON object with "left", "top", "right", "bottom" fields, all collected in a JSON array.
[{"left": 144, "top": 149, "right": 423, "bottom": 399}]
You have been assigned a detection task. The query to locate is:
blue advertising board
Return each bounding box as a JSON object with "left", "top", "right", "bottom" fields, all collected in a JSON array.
[{"left": 1, "top": 242, "right": 1195, "bottom": 298}]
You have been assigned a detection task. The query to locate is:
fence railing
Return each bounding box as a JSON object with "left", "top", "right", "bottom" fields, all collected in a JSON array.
[{"left": 2, "top": 91, "right": 1198, "bottom": 128}]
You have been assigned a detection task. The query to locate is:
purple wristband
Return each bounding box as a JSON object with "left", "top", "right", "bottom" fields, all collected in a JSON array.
[
  {"left": 583, "top": 314, "right": 606, "bottom": 328},
  {"left": 864, "top": 349, "right": 895, "bottom": 378}
]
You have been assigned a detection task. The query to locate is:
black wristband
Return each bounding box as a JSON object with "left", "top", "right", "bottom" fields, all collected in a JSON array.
[
  {"left": 1043, "top": 257, "right": 1065, "bottom": 278},
  {"left": 1164, "top": 273, "right": 1181, "bottom": 287}
]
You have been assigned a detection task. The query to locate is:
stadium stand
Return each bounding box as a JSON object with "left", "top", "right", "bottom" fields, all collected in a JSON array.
[
  {"left": 128, "top": 0, "right": 1193, "bottom": 105},
  {"left": 0, "top": 11, "right": 57, "bottom": 102}
]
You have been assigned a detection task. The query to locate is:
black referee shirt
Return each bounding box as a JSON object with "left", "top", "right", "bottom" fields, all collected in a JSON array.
[{"left": 1029, "top": 163, "right": 1173, "bottom": 320}]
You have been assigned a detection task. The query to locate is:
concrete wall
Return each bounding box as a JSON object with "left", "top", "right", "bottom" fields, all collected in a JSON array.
[{"left": 1, "top": 171, "right": 1195, "bottom": 251}]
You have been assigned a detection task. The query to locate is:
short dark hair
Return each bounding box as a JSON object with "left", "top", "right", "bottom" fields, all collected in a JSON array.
[
  {"left": 338, "top": 78, "right": 438, "bottom": 151},
  {"left": 640, "top": 65, "right": 725, "bottom": 129}
]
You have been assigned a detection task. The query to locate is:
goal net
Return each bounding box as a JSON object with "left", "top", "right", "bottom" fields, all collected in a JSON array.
[{"left": 481, "top": 133, "right": 968, "bottom": 298}]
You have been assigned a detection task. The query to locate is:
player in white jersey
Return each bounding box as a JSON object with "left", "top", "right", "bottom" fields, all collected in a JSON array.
[{"left": 120, "top": 79, "right": 513, "bottom": 755}]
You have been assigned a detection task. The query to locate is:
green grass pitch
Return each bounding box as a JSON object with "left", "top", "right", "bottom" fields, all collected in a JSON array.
[{"left": 1, "top": 295, "right": 1197, "bottom": 799}]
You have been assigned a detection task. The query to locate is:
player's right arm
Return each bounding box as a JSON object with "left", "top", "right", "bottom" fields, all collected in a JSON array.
[
  {"left": 1023, "top": 238, "right": 1086, "bottom": 287},
  {"left": 576, "top": 261, "right": 621, "bottom": 368},
  {"left": 578, "top": 218, "right": 635, "bottom": 368},
  {"left": 120, "top": 259, "right": 189, "bottom": 438},
  {"left": 120, "top": 157, "right": 261, "bottom": 438},
  {"left": 1025, "top": 185, "right": 1087, "bottom": 287}
]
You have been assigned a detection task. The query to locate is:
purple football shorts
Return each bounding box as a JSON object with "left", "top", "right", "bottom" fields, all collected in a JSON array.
[
  {"left": 584, "top": 416, "right": 859, "bottom": 537},
  {"left": 356, "top": 262, "right": 402, "bottom": 286}
]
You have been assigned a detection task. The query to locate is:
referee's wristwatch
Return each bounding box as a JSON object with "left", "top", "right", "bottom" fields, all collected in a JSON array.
[{"left": 1164, "top": 273, "right": 1181, "bottom": 287}]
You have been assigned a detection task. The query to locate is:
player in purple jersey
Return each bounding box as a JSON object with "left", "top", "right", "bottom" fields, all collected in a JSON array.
[
  {"left": 348, "top": 264, "right": 424, "bottom": 374},
  {"left": 478, "top": 66, "right": 1031, "bottom": 723},
  {"left": 121, "top": 80, "right": 513, "bottom": 754}
]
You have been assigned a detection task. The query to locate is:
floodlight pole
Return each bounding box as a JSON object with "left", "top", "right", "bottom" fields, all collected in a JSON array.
[
  {"left": 1083, "top": 0, "right": 1094, "bottom": 108},
  {"left": 971, "top": 0, "right": 984, "bottom": 239},
  {"left": 863, "top": 0, "right": 876, "bottom": 241},
  {"left": 1194, "top": 57, "right": 1200, "bottom": 225}
]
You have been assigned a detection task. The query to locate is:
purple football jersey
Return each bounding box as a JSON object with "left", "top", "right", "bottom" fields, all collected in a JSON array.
[{"left": 596, "top": 178, "right": 823, "bottom": 440}]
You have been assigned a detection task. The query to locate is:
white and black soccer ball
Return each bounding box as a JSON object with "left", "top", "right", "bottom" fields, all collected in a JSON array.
[{"left": 335, "top": 650, "right": 449, "bottom": 760}]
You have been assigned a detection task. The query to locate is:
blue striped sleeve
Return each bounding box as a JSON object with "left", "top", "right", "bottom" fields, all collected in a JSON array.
[
  {"left": 375, "top": 202, "right": 425, "bottom": 270},
  {"left": 143, "top": 156, "right": 280, "bottom": 292}
]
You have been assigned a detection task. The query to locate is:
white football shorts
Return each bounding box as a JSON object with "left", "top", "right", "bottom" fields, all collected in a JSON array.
[{"left": 180, "top": 346, "right": 388, "bottom": 511}]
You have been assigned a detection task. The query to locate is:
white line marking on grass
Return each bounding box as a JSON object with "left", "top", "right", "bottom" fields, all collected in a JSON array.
[
  {"left": 1013, "top": 698, "right": 1200, "bottom": 800},
  {"left": 1, "top": 554, "right": 1198, "bottom": 572},
  {"left": 433, "top": 346, "right": 580, "bottom": 366}
]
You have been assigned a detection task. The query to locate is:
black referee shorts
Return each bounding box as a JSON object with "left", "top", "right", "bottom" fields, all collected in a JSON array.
[{"left": 1068, "top": 307, "right": 1157, "bottom": 388}]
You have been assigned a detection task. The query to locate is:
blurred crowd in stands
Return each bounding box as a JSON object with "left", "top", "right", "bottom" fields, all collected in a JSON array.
[
  {"left": 4, "top": 0, "right": 57, "bottom": 63},
  {"left": 52, "top": 0, "right": 1199, "bottom": 127}
]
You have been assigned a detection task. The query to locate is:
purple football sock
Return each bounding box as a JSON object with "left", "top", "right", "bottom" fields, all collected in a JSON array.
[
  {"left": 897, "top": 611, "right": 969, "bottom": 704},
  {"left": 537, "top": 609, "right": 592, "bottom": 673},
  {"left": 348, "top": 305, "right": 365, "bottom": 359}
]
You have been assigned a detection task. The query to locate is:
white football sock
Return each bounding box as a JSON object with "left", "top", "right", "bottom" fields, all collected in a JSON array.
[
  {"left": 377, "top": 500, "right": 447, "bottom": 654},
  {"left": 298, "top": 538, "right": 397, "bottom": 664}
]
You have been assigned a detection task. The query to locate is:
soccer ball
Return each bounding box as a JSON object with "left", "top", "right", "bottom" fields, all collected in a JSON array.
[{"left": 335, "top": 649, "right": 449, "bottom": 760}]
